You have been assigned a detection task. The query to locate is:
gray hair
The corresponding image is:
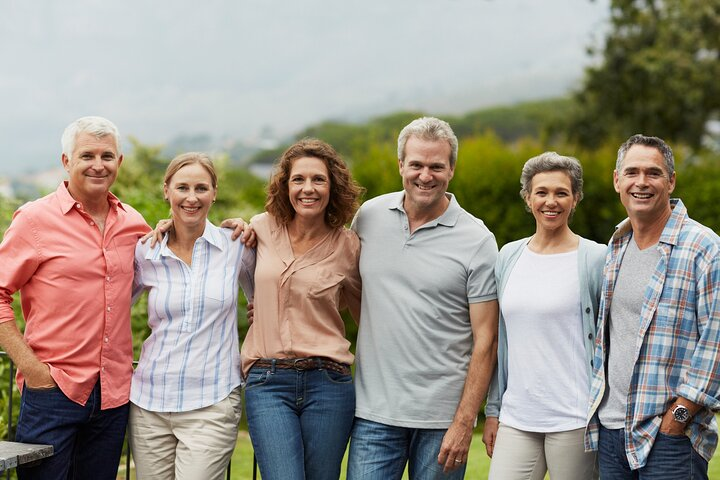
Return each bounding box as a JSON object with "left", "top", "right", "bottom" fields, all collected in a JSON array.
[
  {"left": 616, "top": 134, "right": 674, "bottom": 175},
  {"left": 61, "top": 116, "right": 121, "bottom": 157},
  {"left": 520, "top": 151, "right": 584, "bottom": 203},
  {"left": 397, "top": 117, "right": 459, "bottom": 168}
]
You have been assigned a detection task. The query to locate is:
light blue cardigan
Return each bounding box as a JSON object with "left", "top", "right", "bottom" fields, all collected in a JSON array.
[{"left": 485, "top": 236, "right": 607, "bottom": 418}]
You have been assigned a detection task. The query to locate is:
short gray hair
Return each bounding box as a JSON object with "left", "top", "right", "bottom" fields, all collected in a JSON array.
[
  {"left": 520, "top": 151, "right": 584, "bottom": 202},
  {"left": 61, "top": 116, "right": 121, "bottom": 157},
  {"left": 616, "top": 134, "right": 674, "bottom": 175},
  {"left": 397, "top": 117, "right": 458, "bottom": 168}
]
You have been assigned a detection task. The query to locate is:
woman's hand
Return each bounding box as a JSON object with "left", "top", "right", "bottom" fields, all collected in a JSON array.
[
  {"left": 482, "top": 416, "right": 499, "bottom": 457},
  {"left": 140, "top": 218, "right": 174, "bottom": 247},
  {"left": 220, "top": 218, "right": 257, "bottom": 248}
]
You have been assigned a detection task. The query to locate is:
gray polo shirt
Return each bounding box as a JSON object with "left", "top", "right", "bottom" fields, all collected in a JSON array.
[{"left": 352, "top": 191, "right": 498, "bottom": 428}]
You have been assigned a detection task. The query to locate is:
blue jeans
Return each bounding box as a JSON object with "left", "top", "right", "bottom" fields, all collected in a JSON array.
[
  {"left": 15, "top": 381, "right": 129, "bottom": 480},
  {"left": 347, "top": 417, "right": 467, "bottom": 480},
  {"left": 244, "top": 365, "right": 355, "bottom": 480},
  {"left": 598, "top": 425, "right": 708, "bottom": 479}
]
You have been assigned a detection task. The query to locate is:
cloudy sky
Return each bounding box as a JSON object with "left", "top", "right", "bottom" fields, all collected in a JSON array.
[{"left": 0, "top": 0, "right": 609, "bottom": 175}]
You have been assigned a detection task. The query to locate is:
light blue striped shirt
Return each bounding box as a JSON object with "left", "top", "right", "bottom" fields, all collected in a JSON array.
[{"left": 131, "top": 221, "right": 255, "bottom": 412}]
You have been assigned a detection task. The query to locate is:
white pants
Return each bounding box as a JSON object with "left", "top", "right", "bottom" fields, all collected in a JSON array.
[
  {"left": 488, "top": 424, "right": 597, "bottom": 480},
  {"left": 129, "top": 388, "right": 242, "bottom": 480}
]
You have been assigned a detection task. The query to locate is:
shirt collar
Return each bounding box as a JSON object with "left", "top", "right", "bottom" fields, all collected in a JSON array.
[
  {"left": 152, "top": 219, "right": 223, "bottom": 259},
  {"left": 612, "top": 198, "right": 686, "bottom": 246},
  {"left": 56, "top": 181, "right": 125, "bottom": 215},
  {"left": 389, "top": 191, "right": 461, "bottom": 228}
]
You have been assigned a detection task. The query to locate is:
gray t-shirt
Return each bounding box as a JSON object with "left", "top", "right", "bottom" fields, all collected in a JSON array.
[
  {"left": 598, "top": 236, "right": 660, "bottom": 428},
  {"left": 351, "top": 191, "right": 498, "bottom": 428}
]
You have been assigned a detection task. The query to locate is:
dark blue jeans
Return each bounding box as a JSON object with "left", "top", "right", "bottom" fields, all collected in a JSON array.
[
  {"left": 598, "top": 425, "right": 708, "bottom": 480},
  {"left": 347, "top": 417, "right": 467, "bottom": 480},
  {"left": 244, "top": 365, "right": 355, "bottom": 480},
  {"left": 15, "top": 382, "right": 129, "bottom": 480}
]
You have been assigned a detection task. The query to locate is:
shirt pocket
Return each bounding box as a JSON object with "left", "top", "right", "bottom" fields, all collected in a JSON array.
[
  {"left": 308, "top": 271, "right": 345, "bottom": 303},
  {"left": 112, "top": 237, "right": 140, "bottom": 274}
]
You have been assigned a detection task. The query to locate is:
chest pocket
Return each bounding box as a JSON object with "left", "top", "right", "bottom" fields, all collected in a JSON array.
[{"left": 308, "top": 271, "right": 345, "bottom": 302}]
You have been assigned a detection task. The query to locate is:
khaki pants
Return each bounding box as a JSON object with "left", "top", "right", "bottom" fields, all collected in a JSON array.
[
  {"left": 489, "top": 424, "right": 597, "bottom": 480},
  {"left": 129, "top": 388, "right": 242, "bottom": 480}
]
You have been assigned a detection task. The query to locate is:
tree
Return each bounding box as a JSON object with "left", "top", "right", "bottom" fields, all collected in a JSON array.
[{"left": 570, "top": 0, "right": 720, "bottom": 148}]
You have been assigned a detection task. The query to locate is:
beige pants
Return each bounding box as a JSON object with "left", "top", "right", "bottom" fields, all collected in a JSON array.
[
  {"left": 488, "top": 424, "right": 597, "bottom": 480},
  {"left": 128, "top": 388, "right": 242, "bottom": 480}
]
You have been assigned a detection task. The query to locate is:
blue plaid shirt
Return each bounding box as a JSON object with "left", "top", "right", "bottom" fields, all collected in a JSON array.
[{"left": 585, "top": 199, "right": 720, "bottom": 469}]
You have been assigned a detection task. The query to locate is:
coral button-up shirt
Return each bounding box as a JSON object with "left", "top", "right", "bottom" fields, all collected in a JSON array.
[
  {"left": 0, "top": 182, "right": 149, "bottom": 408},
  {"left": 241, "top": 212, "right": 361, "bottom": 376}
]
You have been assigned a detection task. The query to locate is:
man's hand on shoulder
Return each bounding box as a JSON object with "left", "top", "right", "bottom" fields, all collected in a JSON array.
[{"left": 140, "top": 218, "right": 173, "bottom": 247}]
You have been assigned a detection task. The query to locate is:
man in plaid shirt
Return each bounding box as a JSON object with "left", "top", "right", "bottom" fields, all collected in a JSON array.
[{"left": 585, "top": 134, "right": 720, "bottom": 479}]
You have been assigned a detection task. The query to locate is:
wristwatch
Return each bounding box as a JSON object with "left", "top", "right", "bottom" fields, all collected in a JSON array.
[{"left": 672, "top": 404, "right": 691, "bottom": 424}]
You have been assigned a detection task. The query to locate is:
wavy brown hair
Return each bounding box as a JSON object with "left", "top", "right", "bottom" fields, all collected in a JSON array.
[{"left": 266, "top": 138, "right": 363, "bottom": 228}]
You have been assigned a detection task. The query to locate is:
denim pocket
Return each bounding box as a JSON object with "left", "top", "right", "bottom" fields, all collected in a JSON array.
[
  {"left": 322, "top": 369, "right": 353, "bottom": 384},
  {"left": 244, "top": 370, "right": 270, "bottom": 390}
]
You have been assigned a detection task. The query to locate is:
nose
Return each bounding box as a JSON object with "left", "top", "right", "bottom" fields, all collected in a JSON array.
[
  {"left": 419, "top": 167, "right": 432, "bottom": 182},
  {"left": 90, "top": 155, "right": 104, "bottom": 170},
  {"left": 302, "top": 179, "right": 314, "bottom": 192}
]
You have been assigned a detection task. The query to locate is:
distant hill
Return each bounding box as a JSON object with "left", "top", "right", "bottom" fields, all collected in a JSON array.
[{"left": 246, "top": 98, "right": 572, "bottom": 167}]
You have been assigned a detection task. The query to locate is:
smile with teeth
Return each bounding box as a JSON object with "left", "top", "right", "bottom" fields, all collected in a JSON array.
[
  {"left": 299, "top": 198, "right": 318, "bottom": 205},
  {"left": 541, "top": 211, "right": 560, "bottom": 217},
  {"left": 181, "top": 206, "right": 201, "bottom": 213},
  {"left": 631, "top": 193, "right": 653, "bottom": 199},
  {"left": 416, "top": 184, "right": 434, "bottom": 190}
]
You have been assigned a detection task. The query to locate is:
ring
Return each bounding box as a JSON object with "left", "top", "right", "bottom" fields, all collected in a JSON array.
[{"left": 454, "top": 460, "right": 462, "bottom": 463}]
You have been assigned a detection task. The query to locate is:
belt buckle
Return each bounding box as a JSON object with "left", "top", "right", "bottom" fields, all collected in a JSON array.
[{"left": 292, "top": 358, "right": 310, "bottom": 370}]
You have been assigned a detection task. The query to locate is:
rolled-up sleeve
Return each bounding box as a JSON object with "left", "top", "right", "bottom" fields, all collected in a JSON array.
[
  {"left": 0, "top": 210, "right": 41, "bottom": 324},
  {"left": 677, "top": 252, "right": 720, "bottom": 411}
]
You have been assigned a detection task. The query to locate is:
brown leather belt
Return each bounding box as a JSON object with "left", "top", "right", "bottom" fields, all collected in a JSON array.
[{"left": 253, "top": 357, "right": 351, "bottom": 375}]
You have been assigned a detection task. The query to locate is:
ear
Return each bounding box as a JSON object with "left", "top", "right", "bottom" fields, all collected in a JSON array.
[
  {"left": 613, "top": 170, "right": 620, "bottom": 193},
  {"left": 61, "top": 153, "right": 70, "bottom": 172},
  {"left": 117, "top": 154, "right": 124, "bottom": 168},
  {"left": 668, "top": 171, "right": 676, "bottom": 194},
  {"left": 163, "top": 183, "right": 169, "bottom": 202},
  {"left": 398, "top": 158, "right": 403, "bottom": 175}
]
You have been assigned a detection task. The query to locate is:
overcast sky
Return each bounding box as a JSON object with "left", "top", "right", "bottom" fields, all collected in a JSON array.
[{"left": 0, "top": 0, "right": 609, "bottom": 176}]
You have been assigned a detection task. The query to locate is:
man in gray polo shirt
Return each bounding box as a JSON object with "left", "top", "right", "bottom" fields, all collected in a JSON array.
[{"left": 347, "top": 117, "right": 499, "bottom": 479}]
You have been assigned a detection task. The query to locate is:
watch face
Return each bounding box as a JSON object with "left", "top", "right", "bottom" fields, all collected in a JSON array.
[{"left": 673, "top": 405, "right": 690, "bottom": 423}]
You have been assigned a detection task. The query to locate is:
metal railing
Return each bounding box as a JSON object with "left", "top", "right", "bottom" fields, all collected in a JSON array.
[{"left": 0, "top": 352, "right": 256, "bottom": 480}]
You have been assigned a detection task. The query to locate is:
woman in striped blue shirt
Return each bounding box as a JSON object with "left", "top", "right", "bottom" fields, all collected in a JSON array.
[{"left": 128, "top": 153, "right": 255, "bottom": 480}]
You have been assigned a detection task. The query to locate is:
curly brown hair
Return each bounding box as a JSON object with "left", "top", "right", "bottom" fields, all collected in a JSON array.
[{"left": 266, "top": 138, "right": 363, "bottom": 228}]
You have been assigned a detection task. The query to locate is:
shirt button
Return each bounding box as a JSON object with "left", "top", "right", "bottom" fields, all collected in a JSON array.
[
  {"left": 101, "top": 366, "right": 105, "bottom": 371},
  {"left": 585, "top": 307, "right": 591, "bottom": 314},
  {"left": 76, "top": 203, "right": 81, "bottom": 208},
  {"left": 104, "top": 337, "right": 109, "bottom": 343},
  {"left": 106, "top": 276, "right": 111, "bottom": 282},
  {"left": 107, "top": 307, "right": 111, "bottom": 312},
  {"left": 588, "top": 333, "right": 593, "bottom": 340},
  {"left": 89, "top": 221, "right": 95, "bottom": 226}
]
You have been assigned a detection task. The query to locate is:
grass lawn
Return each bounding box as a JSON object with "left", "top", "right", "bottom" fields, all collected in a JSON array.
[{"left": 228, "top": 429, "right": 720, "bottom": 480}]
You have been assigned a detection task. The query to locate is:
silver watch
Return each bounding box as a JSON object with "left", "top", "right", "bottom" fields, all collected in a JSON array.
[{"left": 672, "top": 404, "right": 691, "bottom": 424}]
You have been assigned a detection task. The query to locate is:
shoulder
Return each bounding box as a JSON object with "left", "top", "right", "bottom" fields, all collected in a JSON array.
[
  {"left": 452, "top": 203, "right": 495, "bottom": 240},
  {"left": 338, "top": 227, "right": 360, "bottom": 253},
  {"left": 357, "top": 192, "right": 401, "bottom": 216},
  {"left": 250, "top": 212, "right": 272, "bottom": 233},
  {"left": 579, "top": 237, "right": 609, "bottom": 261},
  {"left": 119, "top": 201, "right": 148, "bottom": 226},
  {"left": 498, "top": 238, "right": 528, "bottom": 259}
]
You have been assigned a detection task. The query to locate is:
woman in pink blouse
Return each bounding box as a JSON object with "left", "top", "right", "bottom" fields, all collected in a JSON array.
[{"left": 242, "top": 138, "right": 363, "bottom": 480}]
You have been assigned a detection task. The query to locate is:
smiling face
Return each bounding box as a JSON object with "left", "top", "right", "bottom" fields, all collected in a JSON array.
[
  {"left": 614, "top": 144, "right": 675, "bottom": 225},
  {"left": 164, "top": 162, "right": 216, "bottom": 230},
  {"left": 399, "top": 136, "right": 454, "bottom": 218},
  {"left": 288, "top": 156, "right": 331, "bottom": 224},
  {"left": 62, "top": 132, "right": 122, "bottom": 203},
  {"left": 526, "top": 170, "right": 578, "bottom": 233}
]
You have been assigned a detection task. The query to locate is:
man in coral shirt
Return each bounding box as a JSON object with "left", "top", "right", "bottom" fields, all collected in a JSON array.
[{"left": 0, "top": 116, "right": 149, "bottom": 479}]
